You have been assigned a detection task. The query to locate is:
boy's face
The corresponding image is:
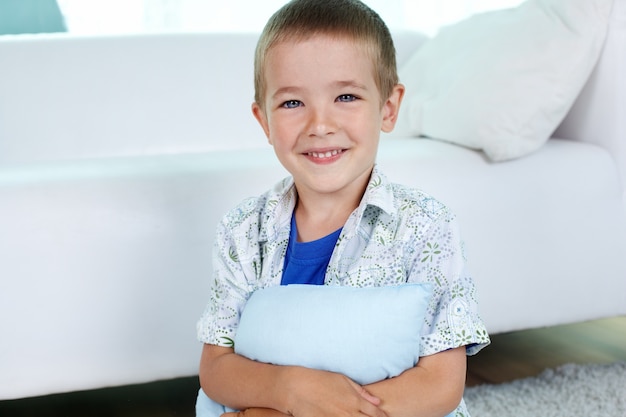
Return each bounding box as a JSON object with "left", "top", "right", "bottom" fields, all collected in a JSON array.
[{"left": 252, "top": 35, "right": 404, "bottom": 200}]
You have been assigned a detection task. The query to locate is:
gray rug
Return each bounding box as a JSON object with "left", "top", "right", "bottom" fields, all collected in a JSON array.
[{"left": 464, "top": 362, "right": 626, "bottom": 417}]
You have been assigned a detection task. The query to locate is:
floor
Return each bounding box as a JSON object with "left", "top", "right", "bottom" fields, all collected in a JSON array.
[
  {"left": 1, "top": 316, "right": 625, "bottom": 417},
  {"left": 465, "top": 315, "right": 626, "bottom": 386},
  {"left": 0, "top": 376, "right": 200, "bottom": 417}
]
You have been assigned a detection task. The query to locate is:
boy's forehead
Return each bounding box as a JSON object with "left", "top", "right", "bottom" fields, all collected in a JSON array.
[
  {"left": 265, "top": 34, "right": 374, "bottom": 70},
  {"left": 258, "top": 33, "right": 384, "bottom": 104}
]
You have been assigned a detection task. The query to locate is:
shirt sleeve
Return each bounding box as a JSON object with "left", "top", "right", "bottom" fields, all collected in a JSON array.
[
  {"left": 196, "top": 204, "right": 260, "bottom": 347},
  {"left": 406, "top": 206, "right": 490, "bottom": 357}
]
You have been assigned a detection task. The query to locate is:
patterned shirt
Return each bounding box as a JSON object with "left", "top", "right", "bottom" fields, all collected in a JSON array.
[
  {"left": 197, "top": 164, "right": 489, "bottom": 349},
  {"left": 196, "top": 165, "right": 490, "bottom": 416}
]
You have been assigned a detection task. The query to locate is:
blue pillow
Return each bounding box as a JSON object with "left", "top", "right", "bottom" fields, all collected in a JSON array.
[{"left": 234, "top": 283, "right": 433, "bottom": 385}]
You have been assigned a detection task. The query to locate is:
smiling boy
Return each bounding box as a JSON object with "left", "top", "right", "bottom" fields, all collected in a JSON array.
[
  {"left": 196, "top": 1, "right": 490, "bottom": 416},
  {"left": 252, "top": 33, "right": 399, "bottom": 242}
]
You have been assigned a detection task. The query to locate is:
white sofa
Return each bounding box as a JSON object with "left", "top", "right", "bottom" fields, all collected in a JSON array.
[{"left": 1, "top": 2, "right": 625, "bottom": 401}]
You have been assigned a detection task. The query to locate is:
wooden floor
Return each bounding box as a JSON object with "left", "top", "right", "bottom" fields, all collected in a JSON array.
[
  {"left": 1, "top": 316, "right": 625, "bottom": 416},
  {"left": 466, "top": 316, "right": 626, "bottom": 386}
]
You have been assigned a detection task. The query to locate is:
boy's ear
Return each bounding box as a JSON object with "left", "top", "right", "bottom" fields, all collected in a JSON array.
[
  {"left": 381, "top": 84, "right": 405, "bottom": 133},
  {"left": 252, "top": 102, "right": 271, "bottom": 141}
]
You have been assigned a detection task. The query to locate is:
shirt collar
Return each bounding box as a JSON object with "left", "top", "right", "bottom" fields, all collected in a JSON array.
[
  {"left": 360, "top": 165, "right": 396, "bottom": 216},
  {"left": 258, "top": 176, "right": 297, "bottom": 243},
  {"left": 260, "top": 165, "right": 396, "bottom": 241}
]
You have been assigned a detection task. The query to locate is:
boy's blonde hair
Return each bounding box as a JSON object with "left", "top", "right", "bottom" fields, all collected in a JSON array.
[{"left": 254, "top": 0, "right": 398, "bottom": 108}]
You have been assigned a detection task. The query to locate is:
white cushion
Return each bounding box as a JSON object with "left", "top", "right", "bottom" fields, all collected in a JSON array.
[{"left": 393, "top": 0, "right": 614, "bottom": 161}]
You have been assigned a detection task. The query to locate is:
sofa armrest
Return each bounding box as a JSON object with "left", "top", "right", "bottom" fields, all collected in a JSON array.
[{"left": 554, "top": 0, "right": 626, "bottom": 191}]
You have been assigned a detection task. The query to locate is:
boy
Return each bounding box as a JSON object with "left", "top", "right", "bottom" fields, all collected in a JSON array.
[{"left": 196, "top": 1, "right": 490, "bottom": 416}]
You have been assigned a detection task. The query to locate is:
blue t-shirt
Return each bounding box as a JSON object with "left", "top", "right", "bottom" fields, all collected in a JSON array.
[{"left": 281, "top": 214, "right": 342, "bottom": 286}]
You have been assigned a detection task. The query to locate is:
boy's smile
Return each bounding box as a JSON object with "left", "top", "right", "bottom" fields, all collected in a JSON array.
[{"left": 252, "top": 35, "right": 404, "bottom": 204}]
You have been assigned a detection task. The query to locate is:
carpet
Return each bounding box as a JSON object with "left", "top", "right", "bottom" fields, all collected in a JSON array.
[{"left": 464, "top": 362, "right": 626, "bottom": 417}]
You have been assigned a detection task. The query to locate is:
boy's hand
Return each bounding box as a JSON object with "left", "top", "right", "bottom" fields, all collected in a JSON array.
[{"left": 284, "top": 367, "right": 388, "bottom": 417}]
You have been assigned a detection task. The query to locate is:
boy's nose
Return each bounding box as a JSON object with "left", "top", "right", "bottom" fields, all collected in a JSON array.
[{"left": 307, "top": 107, "right": 337, "bottom": 138}]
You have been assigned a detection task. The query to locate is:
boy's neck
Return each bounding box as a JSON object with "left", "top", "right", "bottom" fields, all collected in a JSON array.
[
  {"left": 293, "top": 180, "right": 368, "bottom": 243},
  {"left": 293, "top": 200, "right": 354, "bottom": 243}
]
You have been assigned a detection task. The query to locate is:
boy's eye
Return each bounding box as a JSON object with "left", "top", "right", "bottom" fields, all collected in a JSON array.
[
  {"left": 337, "top": 94, "right": 358, "bottom": 102},
  {"left": 281, "top": 100, "right": 302, "bottom": 109}
]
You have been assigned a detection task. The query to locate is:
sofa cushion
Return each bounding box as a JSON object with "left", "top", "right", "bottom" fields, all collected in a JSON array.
[
  {"left": 376, "top": 137, "right": 626, "bottom": 332},
  {"left": 393, "top": 0, "right": 614, "bottom": 161}
]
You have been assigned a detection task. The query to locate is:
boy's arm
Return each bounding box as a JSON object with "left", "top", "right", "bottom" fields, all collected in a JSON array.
[
  {"left": 364, "top": 347, "right": 467, "bottom": 417},
  {"left": 199, "top": 343, "right": 388, "bottom": 417}
]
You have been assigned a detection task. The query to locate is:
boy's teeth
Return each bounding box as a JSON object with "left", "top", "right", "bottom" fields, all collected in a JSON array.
[{"left": 309, "top": 149, "right": 341, "bottom": 158}]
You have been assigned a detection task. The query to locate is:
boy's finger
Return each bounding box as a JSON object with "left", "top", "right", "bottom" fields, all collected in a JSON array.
[
  {"left": 348, "top": 379, "right": 381, "bottom": 405},
  {"left": 359, "top": 387, "right": 381, "bottom": 405},
  {"left": 360, "top": 400, "right": 389, "bottom": 417}
]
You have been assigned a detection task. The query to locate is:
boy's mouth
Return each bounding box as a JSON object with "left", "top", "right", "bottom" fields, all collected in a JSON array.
[{"left": 306, "top": 149, "right": 345, "bottom": 159}]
